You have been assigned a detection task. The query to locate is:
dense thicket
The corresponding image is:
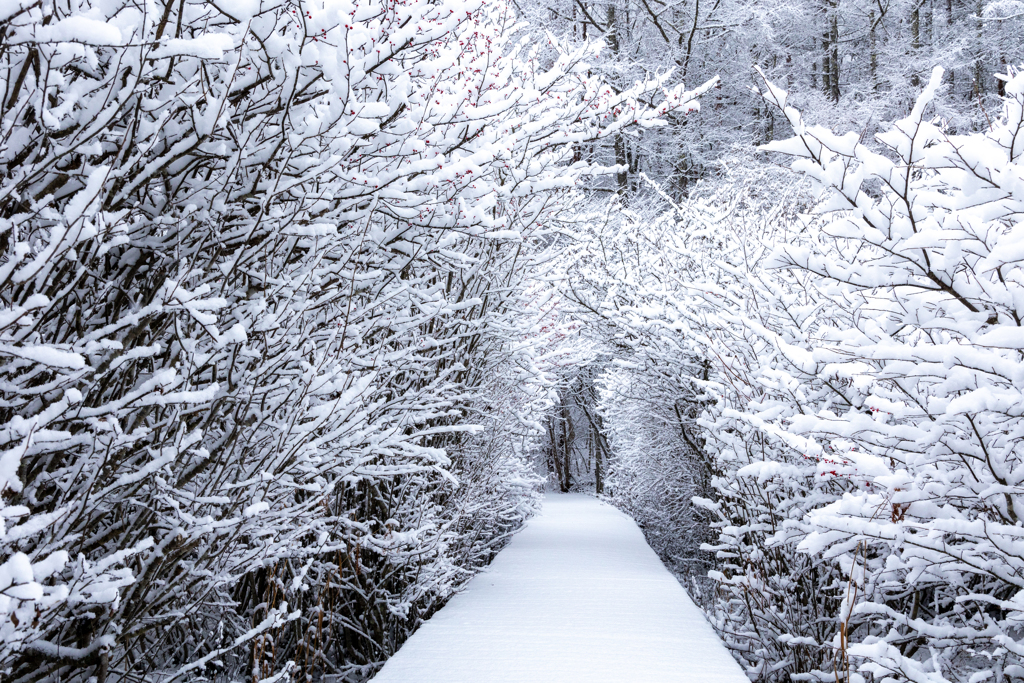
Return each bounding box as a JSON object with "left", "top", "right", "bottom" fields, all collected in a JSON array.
[
  {"left": 0, "top": 0, "right": 713, "bottom": 679},
  {"left": 559, "top": 65, "right": 1024, "bottom": 683}
]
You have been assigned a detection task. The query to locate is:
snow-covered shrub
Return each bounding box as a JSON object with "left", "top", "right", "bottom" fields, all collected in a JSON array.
[
  {"left": 737, "top": 65, "right": 1024, "bottom": 683},
  {"left": 685, "top": 225, "right": 853, "bottom": 682},
  {"left": 564, "top": 63, "right": 1024, "bottom": 682},
  {"left": 560, "top": 175, "right": 899, "bottom": 680},
  {"left": 0, "top": 0, "right": 714, "bottom": 679},
  {"left": 607, "top": 63, "right": 1024, "bottom": 682}
]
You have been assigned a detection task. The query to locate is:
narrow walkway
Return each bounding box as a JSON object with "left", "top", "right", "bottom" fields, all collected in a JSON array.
[{"left": 371, "top": 494, "right": 749, "bottom": 682}]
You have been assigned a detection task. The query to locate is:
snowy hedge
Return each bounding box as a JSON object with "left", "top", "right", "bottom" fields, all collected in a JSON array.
[
  {"left": 730, "top": 65, "right": 1024, "bottom": 683},
  {"left": 0, "top": 0, "right": 713, "bottom": 679},
  {"left": 564, "top": 65, "right": 1024, "bottom": 683}
]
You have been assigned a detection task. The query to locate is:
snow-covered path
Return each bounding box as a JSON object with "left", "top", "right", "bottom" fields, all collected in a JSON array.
[{"left": 371, "top": 493, "right": 749, "bottom": 682}]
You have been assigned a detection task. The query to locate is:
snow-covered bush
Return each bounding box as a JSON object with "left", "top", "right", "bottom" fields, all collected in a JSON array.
[
  {"left": 737, "top": 65, "right": 1024, "bottom": 683},
  {"left": 680, "top": 215, "right": 852, "bottom": 681},
  {"left": 568, "top": 64, "right": 1024, "bottom": 682},
  {"left": 0, "top": 0, "right": 713, "bottom": 679},
  {"left": 562, "top": 61, "right": 1024, "bottom": 681}
]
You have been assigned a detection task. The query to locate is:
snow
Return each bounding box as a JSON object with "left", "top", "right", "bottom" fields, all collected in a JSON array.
[
  {"left": 150, "top": 35, "right": 234, "bottom": 60},
  {"left": 371, "top": 493, "right": 748, "bottom": 683},
  {"left": 35, "top": 16, "right": 122, "bottom": 45}
]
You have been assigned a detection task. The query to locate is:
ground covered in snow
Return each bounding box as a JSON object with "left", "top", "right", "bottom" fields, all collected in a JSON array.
[{"left": 371, "top": 493, "right": 748, "bottom": 682}]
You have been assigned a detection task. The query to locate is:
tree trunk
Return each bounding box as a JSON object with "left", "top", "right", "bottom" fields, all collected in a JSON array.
[
  {"left": 811, "top": 36, "right": 818, "bottom": 91},
  {"left": 560, "top": 403, "right": 574, "bottom": 492},
  {"left": 821, "top": 29, "right": 831, "bottom": 97},
  {"left": 614, "top": 134, "right": 629, "bottom": 196},
  {"left": 870, "top": 10, "right": 878, "bottom": 91},
  {"left": 910, "top": 0, "right": 922, "bottom": 87},
  {"left": 548, "top": 416, "right": 564, "bottom": 489},
  {"left": 829, "top": 7, "right": 840, "bottom": 101},
  {"left": 974, "top": 0, "right": 984, "bottom": 97},
  {"left": 945, "top": 0, "right": 954, "bottom": 88},
  {"left": 606, "top": 3, "right": 629, "bottom": 196}
]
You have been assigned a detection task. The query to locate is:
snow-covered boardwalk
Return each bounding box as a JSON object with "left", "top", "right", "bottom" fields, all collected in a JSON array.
[{"left": 371, "top": 494, "right": 749, "bottom": 682}]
